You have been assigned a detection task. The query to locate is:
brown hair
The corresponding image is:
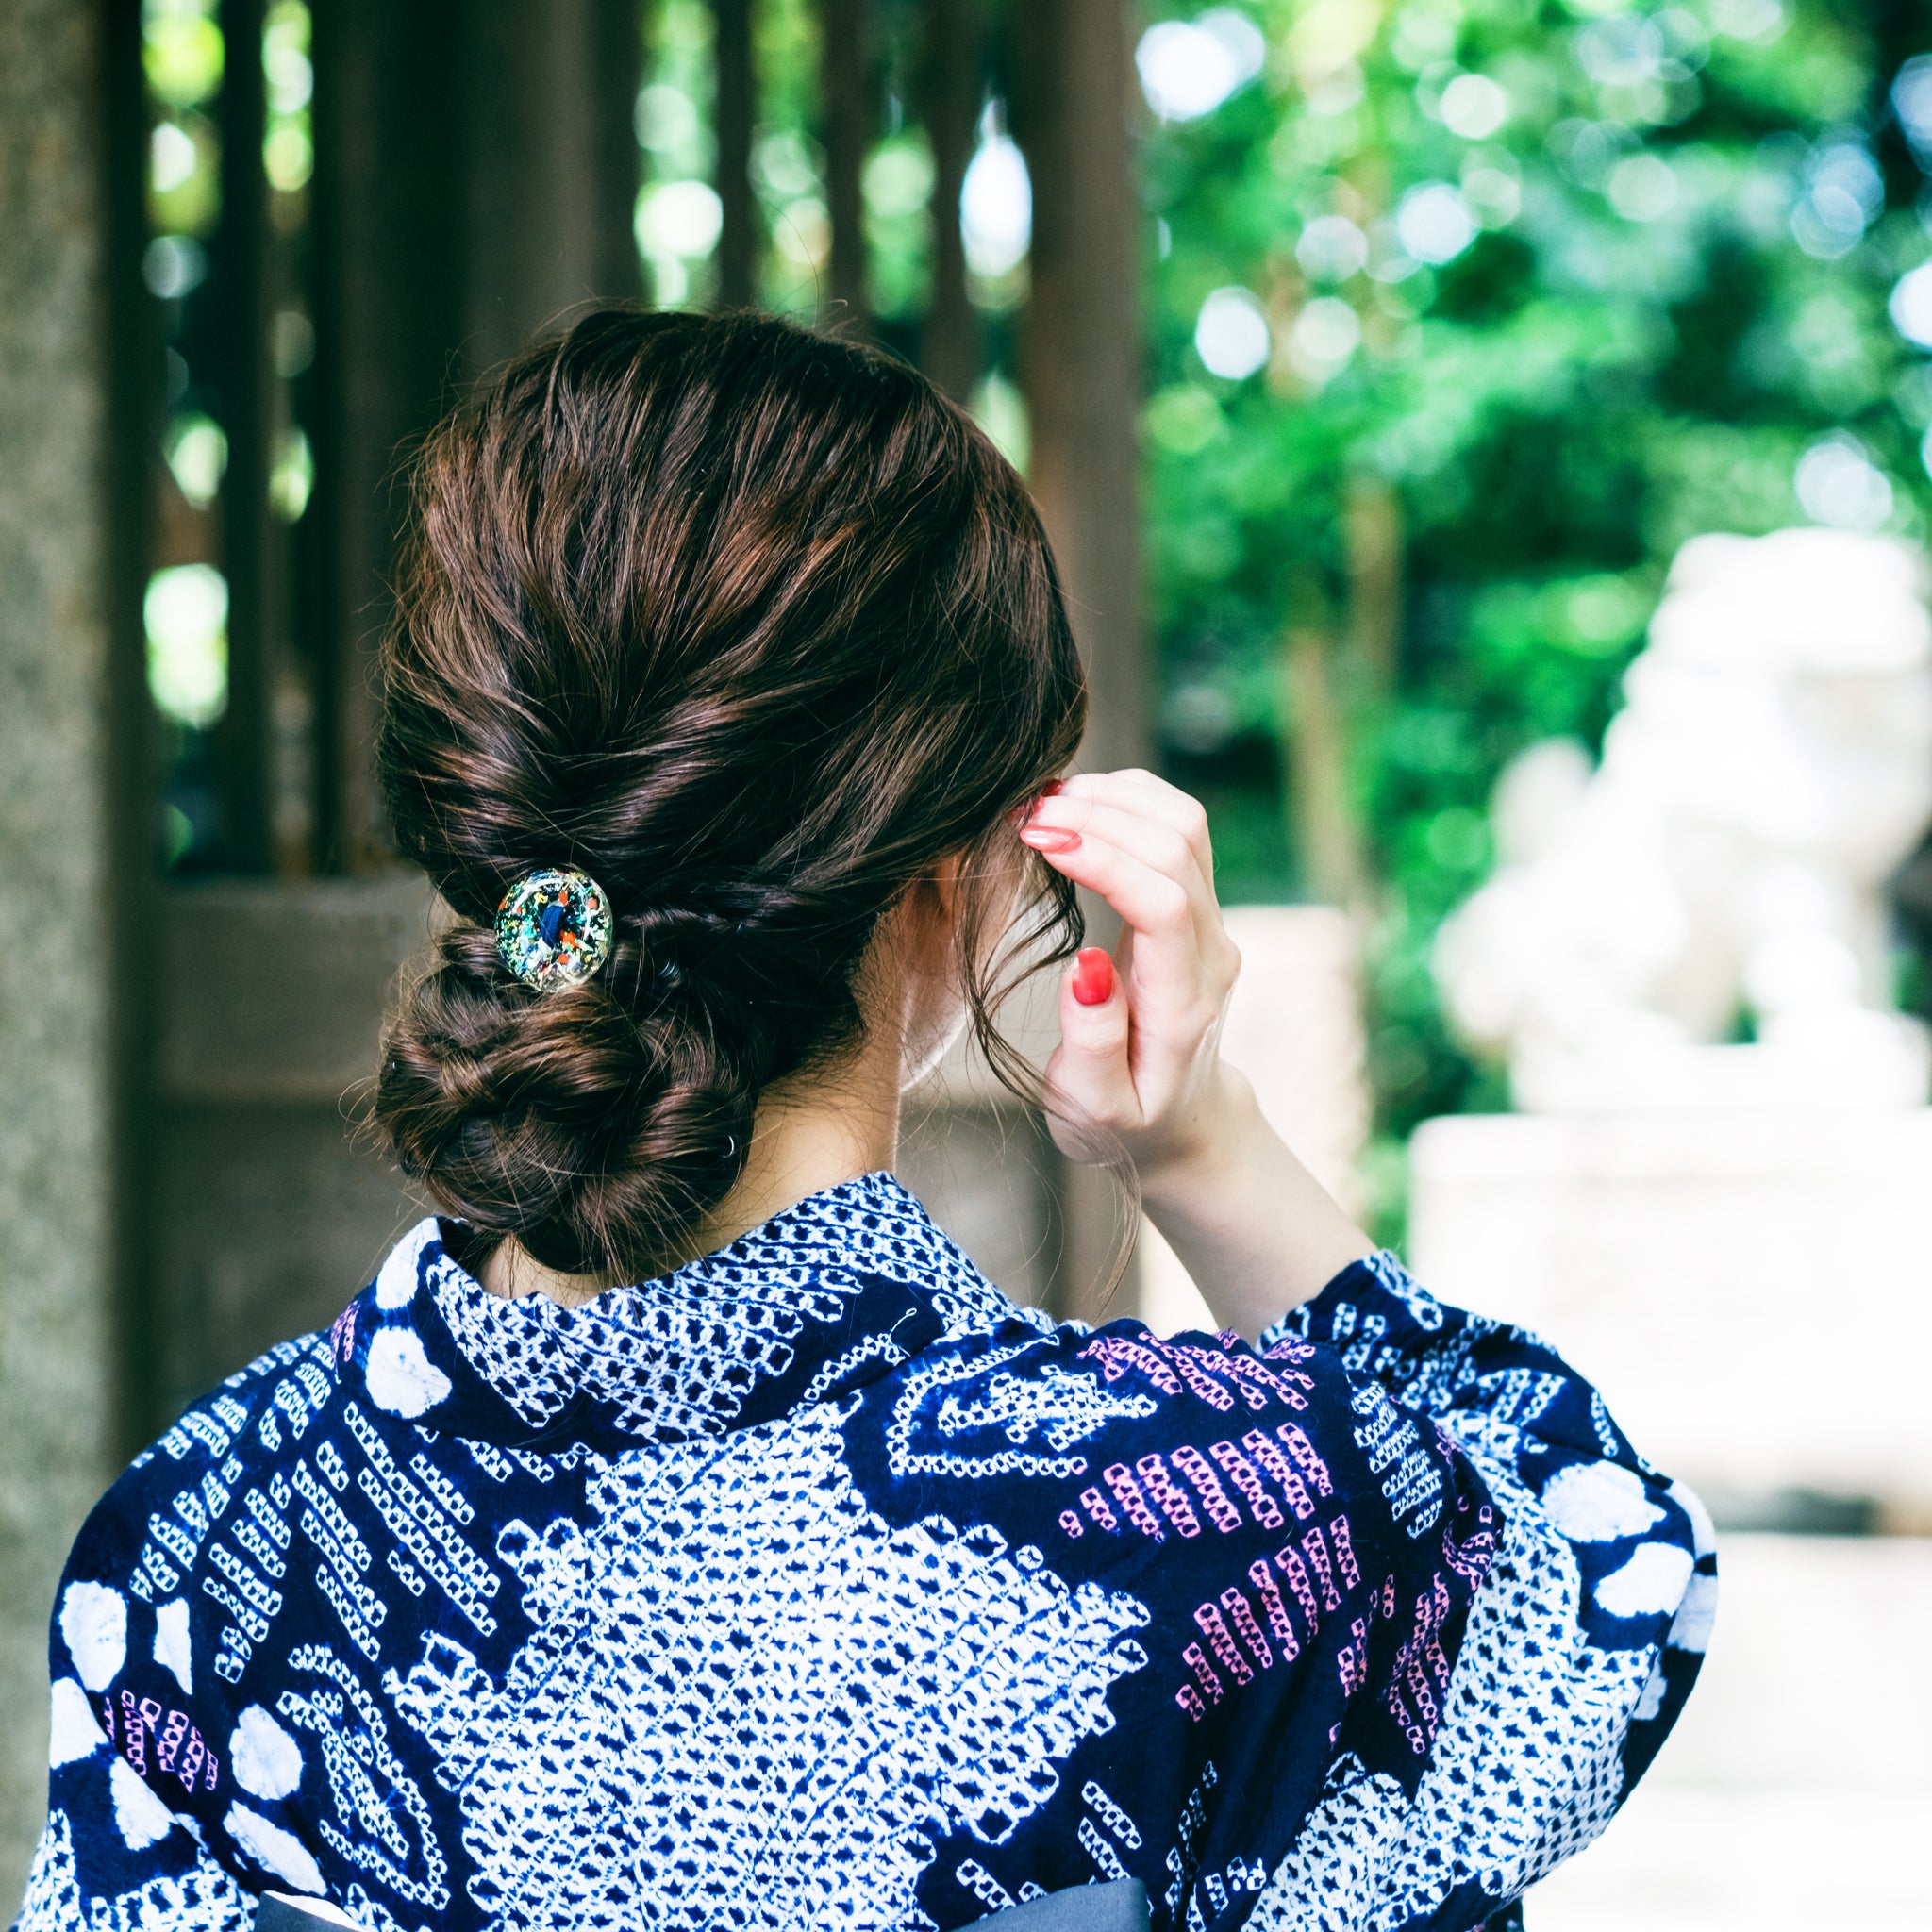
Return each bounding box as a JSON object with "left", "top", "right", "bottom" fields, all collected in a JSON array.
[{"left": 372, "top": 309, "right": 1087, "bottom": 1278}]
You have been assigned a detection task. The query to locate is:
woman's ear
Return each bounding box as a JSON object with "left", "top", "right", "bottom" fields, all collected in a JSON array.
[
  {"left": 898, "top": 849, "right": 969, "bottom": 981},
  {"left": 928, "top": 848, "right": 968, "bottom": 924},
  {"left": 888, "top": 850, "right": 981, "bottom": 1092}
]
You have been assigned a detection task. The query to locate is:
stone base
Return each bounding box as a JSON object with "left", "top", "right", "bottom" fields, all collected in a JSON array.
[
  {"left": 1526, "top": 1533, "right": 1932, "bottom": 1932},
  {"left": 1407, "top": 1108, "right": 1932, "bottom": 1511}
]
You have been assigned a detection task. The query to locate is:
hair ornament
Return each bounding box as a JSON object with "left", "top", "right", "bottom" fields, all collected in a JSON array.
[{"left": 495, "top": 867, "right": 614, "bottom": 990}]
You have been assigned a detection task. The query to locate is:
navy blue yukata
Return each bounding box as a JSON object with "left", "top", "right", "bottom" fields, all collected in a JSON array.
[{"left": 14, "top": 1171, "right": 1714, "bottom": 1931}]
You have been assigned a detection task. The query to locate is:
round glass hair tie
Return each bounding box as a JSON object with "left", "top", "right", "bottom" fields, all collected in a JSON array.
[{"left": 494, "top": 867, "right": 614, "bottom": 991}]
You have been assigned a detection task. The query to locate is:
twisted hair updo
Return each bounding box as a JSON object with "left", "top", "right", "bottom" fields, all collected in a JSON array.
[{"left": 372, "top": 309, "right": 1087, "bottom": 1278}]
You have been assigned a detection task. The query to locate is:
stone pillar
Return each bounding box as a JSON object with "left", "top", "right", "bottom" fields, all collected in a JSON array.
[
  {"left": 1407, "top": 1108, "right": 1932, "bottom": 1519},
  {"left": 0, "top": 0, "right": 139, "bottom": 1905}
]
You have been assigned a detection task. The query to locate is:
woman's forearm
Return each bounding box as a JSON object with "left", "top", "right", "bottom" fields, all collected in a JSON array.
[{"left": 1136, "top": 1064, "right": 1375, "bottom": 1341}]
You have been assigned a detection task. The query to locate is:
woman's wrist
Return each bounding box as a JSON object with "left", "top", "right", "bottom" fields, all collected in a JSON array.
[
  {"left": 1133, "top": 1060, "right": 1263, "bottom": 1213},
  {"left": 1136, "top": 1061, "right": 1375, "bottom": 1340}
]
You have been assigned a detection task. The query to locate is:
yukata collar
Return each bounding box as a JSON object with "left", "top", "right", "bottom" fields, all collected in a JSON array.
[{"left": 326, "top": 1170, "right": 1029, "bottom": 1453}]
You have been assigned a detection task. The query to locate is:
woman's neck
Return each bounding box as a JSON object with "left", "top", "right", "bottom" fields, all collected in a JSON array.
[{"left": 479, "top": 1014, "right": 906, "bottom": 1307}]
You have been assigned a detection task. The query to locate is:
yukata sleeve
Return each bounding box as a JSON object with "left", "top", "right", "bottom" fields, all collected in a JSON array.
[
  {"left": 11, "top": 1574, "right": 253, "bottom": 1932},
  {"left": 1255, "top": 1251, "right": 1715, "bottom": 1927},
  {"left": 12, "top": 1740, "right": 252, "bottom": 1932},
  {"left": 13, "top": 1676, "right": 255, "bottom": 1932}
]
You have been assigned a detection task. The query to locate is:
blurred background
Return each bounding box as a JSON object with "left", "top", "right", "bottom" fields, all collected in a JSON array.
[{"left": 2, "top": 0, "right": 1930, "bottom": 1922}]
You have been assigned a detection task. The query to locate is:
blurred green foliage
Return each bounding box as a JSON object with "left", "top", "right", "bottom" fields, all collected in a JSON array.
[
  {"left": 1138, "top": 0, "right": 1932, "bottom": 1223},
  {"left": 139, "top": 0, "right": 1932, "bottom": 1195}
]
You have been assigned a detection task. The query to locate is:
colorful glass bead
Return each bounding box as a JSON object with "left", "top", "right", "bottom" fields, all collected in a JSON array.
[{"left": 494, "top": 868, "right": 614, "bottom": 991}]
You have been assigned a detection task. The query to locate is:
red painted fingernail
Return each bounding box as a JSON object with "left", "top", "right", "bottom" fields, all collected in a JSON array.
[
  {"left": 1072, "top": 947, "right": 1114, "bottom": 1006},
  {"left": 1020, "top": 825, "right": 1082, "bottom": 854}
]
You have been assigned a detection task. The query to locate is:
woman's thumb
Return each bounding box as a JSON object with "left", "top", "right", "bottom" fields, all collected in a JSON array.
[{"left": 1048, "top": 946, "right": 1134, "bottom": 1125}]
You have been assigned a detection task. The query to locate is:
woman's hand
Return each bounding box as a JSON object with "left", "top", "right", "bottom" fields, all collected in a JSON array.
[
  {"left": 1020, "top": 770, "right": 1373, "bottom": 1337},
  {"left": 1020, "top": 770, "right": 1241, "bottom": 1178}
]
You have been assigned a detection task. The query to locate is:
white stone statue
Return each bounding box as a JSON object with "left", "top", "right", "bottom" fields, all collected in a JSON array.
[{"left": 1434, "top": 527, "right": 1932, "bottom": 1111}]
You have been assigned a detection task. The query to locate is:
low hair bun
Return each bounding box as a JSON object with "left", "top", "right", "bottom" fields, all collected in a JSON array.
[
  {"left": 370, "top": 308, "right": 1086, "bottom": 1282},
  {"left": 377, "top": 925, "right": 758, "bottom": 1276}
]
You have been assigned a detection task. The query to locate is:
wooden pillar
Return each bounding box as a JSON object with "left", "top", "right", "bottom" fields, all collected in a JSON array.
[
  {"left": 713, "top": 0, "right": 758, "bottom": 307},
  {"left": 1282, "top": 595, "right": 1368, "bottom": 910},
  {"left": 819, "top": 0, "right": 871, "bottom": 333},
  {"left": 463, "top": 0, "right": 645, "bottom": 369},
  {"left": 0, "top": 0, "right": 152, "bottom": 1898},
  {"left": 1008, "top": 0, "right": 1146, "bottom": 1321},
  {"left": 138, "top": 8, "right": 649, "bottom": 1427},
  {"left": 211, "top": 0, "right": 274, "bottom": 872},
  {"left": 308, "top": 0, "right": 466, "bottom": 871},
  {"left": 1009, "top": 0, "right": 1145, "bottom": 779},
  {"left": 588, "top": 0, "right": 652, "bottom": 307},
  {"left": 920, "top": 0, "right": 979, "bottom": 397},
  {"left": 312, "top": 2, "right": 645, "bottom": 867}
]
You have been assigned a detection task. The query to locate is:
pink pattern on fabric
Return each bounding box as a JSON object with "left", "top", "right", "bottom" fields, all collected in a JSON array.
[
  {"left": 1193, "top": 1603, "right": 1252, "bottom": 1686},
  {"left": 1079, "top": 1486, "right": 1120, "bottom": 1533},
  {"left": 111, "top": 1690, "right": 216, "bottom": 1794},
  {"left": 1102, "top": 1463, "right": 1164, "bottom": 1541},
  {"left": 1135, "top": 1455, "right": 1202, "bottom": 1538},
  {"left": 1301, "top": 1524, "right": 1341, "bottom": 1612},
  {"left": 1241, "top": 1430, "right": 1316, "bottom": 1521},
  {"left": 1080, "top": 1337, "right": 1183, "bottom": 1395},
  {"left": 1182, "top": 1642, "right": 1223, "bottom": 1707},
  {"left": 1276, "top": 1423, "right": 1335, "bottom": 1497},
  {"left": 1249, "top": 1560, "right": 1299, "bottom": 1659},
  {"left": 1208, "top": 1440, "right": 1285, "bottom": 1529},
  {"left": 1169, "top": 1446, "right": 1242, "bottom": 1534},
  {"left": 1221, "top": 1588, "right": 1274, "bottom": 1672},
  {"left": 1388, "top": 1574, "right": 1457, "bottom": 1755},
  {"left": 1331, "top": 1513, "right": 1362, "bottom": 1589}
]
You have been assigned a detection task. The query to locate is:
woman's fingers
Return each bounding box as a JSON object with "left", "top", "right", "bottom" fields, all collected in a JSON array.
[
  {"left": 1021, "top": 770, "right": 1243, "bottom": 1152},
  {"left": 1030, "top": 792, "right": 1205, "bottom": 892},
  {"left": 1061, "top": 769, "right": 1215, "bottom": 882},
  {"left": 1024, "top": 793, "right": 1216, "bottom": 941},
  {"left": 1021, "top": 834, "right": 1237, "bottom": 1107},
  {"left": 1019, "top": 819, "right": 1200, "bottom": 978},
  {"left": 1034, "top": 778, "right": 1217, "bottom": 916},
  {"left": 1020, "top": 799, "right": 1237, "bottom": 1003}
]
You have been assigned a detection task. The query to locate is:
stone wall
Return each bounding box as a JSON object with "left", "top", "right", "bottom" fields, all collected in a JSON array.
[{"left": 0, "top": 0, "right": 122, "bottom": 1904}]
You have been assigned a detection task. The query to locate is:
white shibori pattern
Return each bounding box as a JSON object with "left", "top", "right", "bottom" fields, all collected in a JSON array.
[
  {"left": 14, "top": 1174, "right": 1707, "bottom": 1932},
  {"left": 14, "top": 1806, "right": 249, "bottom": 1932},
  {"left": 388, "top": 1403, "right": 1151, "bottom": 1932},
  {"left": 1248, "top": 1422, "right": 1674, "bottom": 1930},
  {"left": 425, "top": 1190, "right": 1045, "bottom": 1438}
]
